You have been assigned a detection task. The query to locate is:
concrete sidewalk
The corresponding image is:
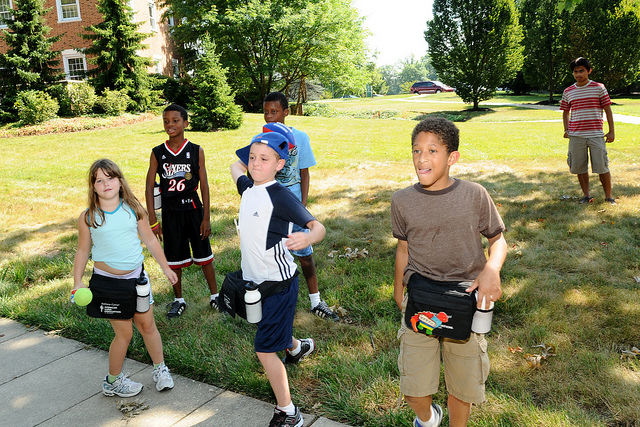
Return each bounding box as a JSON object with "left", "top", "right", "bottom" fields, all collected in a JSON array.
[{"left": 0, "top": 318, "right": 351, "bottom": 427}]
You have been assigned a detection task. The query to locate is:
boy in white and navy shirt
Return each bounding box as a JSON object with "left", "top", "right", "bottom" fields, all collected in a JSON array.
[{"left": 230, "top": 132, "right": 326, "bottom": 427}]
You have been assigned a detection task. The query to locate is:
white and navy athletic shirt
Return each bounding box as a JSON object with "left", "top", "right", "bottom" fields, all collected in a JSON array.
[{"left": 236, "top": 175, "right": 315, "bottom": 285}]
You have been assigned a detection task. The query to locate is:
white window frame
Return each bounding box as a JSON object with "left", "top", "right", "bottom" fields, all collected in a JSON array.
[
  {"left": 56, "top": 0, "right": 81, "bottom": 23},
  {"left": 0, "top": 0, "right": 13, "bottom": 29},
  {"left": 61, "top": 49, "right": 87, "bottom": 81},
  {"left": 148, "top": 0, "right": 158, "bottom": 32},
  {"left": 153, "top": 54, "right": 162, "bottom": 74}
]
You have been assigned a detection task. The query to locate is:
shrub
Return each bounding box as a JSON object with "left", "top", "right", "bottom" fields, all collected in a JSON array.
[
  {"left": 66, "top": 82, "right": 97, "bottom": 116},
  {"left": 14, "top": 90, "right": 59, "bottom": 125},
  {"left": 97, "top": 89, "right": 131, "bottom": 116},
  {"left": 302, "top": 103, "right": 339, "bottom": 117}
]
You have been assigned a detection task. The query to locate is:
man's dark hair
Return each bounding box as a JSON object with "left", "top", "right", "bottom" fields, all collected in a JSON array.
[
  {"left": 164, "top": 103, "right": 188, "bottom": 121},
  {"left": 263, "top": 92, "right": 289, "bottom": 110},
  {"left": 570, "top": 57, "right": 592, "bottom": 72},
  {"left": 411, "top": 116, "right": 460, "bottom": 153}
]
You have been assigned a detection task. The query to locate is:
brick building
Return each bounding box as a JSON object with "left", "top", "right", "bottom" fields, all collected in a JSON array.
[{"left": 0, "top": 0, "right": 178, "bottom": 80}]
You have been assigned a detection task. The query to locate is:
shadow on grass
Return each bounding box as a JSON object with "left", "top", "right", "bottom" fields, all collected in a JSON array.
[{"left": 3, "top": 168, "right": 640, "bottom": 425}]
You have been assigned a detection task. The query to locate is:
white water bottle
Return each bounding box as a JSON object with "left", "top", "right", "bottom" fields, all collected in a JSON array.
[
  {"left": 153, "top": 182, "right": 162, "bottom": 210},
  {"left": 471, "top": 294, "right": 494, "bottom": 334},
  {"left": 245, "top": 282, "right": 262, "bottom": 323},
  {"left": 136, "top": 275, "right": 151, "bottom": 313}
]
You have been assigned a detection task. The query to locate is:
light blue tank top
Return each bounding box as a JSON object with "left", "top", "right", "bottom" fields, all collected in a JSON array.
[{"left": 89, "top": 200, "right": 144, "bottom": 271}]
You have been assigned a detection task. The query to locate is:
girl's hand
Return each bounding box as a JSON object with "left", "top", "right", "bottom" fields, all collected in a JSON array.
[{"left": 164, "top": 268, "right": 178, "bottom": 285}]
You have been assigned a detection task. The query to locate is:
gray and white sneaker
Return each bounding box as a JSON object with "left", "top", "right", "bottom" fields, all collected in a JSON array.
[
  {"left": 152, "top": 364, "right": 174, "bottom": 392},
  {"left": 102, "top": 373, "right": 143, "bottom": 397},
  {"left": 311, "top": 300, "right": 339, "bottom": 321},
  {"left": 413, "top": 403, "right": 443, "bottom": 427}
]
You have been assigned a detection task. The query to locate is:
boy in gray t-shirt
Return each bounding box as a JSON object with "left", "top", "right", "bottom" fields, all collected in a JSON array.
[{"left": 392, "top": 117, "right": 507, "bottom": 427}]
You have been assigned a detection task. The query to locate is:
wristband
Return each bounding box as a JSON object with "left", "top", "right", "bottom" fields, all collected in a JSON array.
[{"left": 150, "top": 221, "right": 159, "bottom": 229}]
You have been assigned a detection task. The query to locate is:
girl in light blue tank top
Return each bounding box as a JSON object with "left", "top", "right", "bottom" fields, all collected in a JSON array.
[{"left": 72, "top": 159, "right": 179, "bottom": 398}]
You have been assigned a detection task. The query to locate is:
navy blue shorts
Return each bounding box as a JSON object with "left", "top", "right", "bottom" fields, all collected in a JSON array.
[
  {"left": 162, "top": 208, "right": 213, "bottom": 269},
  {"left": 254, "top": 277, "right": 299, "bottom": 353}
]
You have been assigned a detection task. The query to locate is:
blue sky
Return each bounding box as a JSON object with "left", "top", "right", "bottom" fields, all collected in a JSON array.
[{"left": 352, "top": 0, "right": 434, "bottom": 67}]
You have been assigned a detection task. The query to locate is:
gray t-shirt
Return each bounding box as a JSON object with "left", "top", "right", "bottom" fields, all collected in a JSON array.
[{"left": 391, "top": 179, "right": 505, "bottom": 283}]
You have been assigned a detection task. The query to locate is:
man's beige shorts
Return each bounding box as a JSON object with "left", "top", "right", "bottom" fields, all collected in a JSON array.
[
  {"left": 398, "top": 308, "right": 490, "bottom": 404},
  {"left": 567, "top": 136, "right": 609, "bottom": 175}
]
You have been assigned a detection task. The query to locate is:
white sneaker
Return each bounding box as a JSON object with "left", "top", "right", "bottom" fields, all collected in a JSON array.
[
  {"left": 152, "top": 364, "right": 174, "bottom": 392},
  {"left": 102, "top": 373, "right": 143, "bottom": 397},
  {"left": 413, "top": 403, "right": 443, "bottom": 427}
]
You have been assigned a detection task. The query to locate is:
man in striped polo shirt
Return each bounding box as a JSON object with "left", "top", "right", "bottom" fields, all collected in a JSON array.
[{"left": 560, "top": 57, "right": 616, "bottom": 205}]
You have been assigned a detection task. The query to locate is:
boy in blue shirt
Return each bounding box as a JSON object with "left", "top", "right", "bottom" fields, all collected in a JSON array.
[
  {"left": 231, "top": 131, "right": 326, "bottom": 427},
  {"left": 263, "top": 91, "right": 338, "bottom": 321}
]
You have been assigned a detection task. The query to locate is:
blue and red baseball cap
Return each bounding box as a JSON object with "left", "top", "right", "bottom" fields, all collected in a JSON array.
[
  {"left": 262, "top": 122, "right": 295, "bottom": 152},
  {"left": 236, "top": 132, "right": 290, "bottom": 165}
]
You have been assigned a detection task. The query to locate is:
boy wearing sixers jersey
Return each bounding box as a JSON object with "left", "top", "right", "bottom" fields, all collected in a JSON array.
[
  {"left": 145, "top": 104, "right": 218, "bottom": 318},
  {"left": 560, "top": 57, "right": 616, "bottom": 205}
]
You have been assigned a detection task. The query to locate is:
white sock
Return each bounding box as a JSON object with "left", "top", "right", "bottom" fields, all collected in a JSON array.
[
  {"left": 289, "top": 341, "right": 301, "bottom": 356},
  {"left": 309, "top": 292, "right": 321, "bottom": 308},
  {"left": 175, "top": 298, "right": 185, "bottom": 304},
  {"left": 276, "top": 401, "right": 296, "bottom": 416},
  {"left": 210, "top": 293, "right": 219, "bottom": 301},
  {"left": 415, "top": 407, "right": 437, "bottom": 427}
]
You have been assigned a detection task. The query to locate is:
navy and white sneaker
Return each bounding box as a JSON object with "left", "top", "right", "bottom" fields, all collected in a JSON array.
[
  {"left": 310, "top": 300, "right": 339, "bottom": 321},
  {"left": 268, "top": 405, "right": 303, "bottom": 427},
  {"left": 282, "top": 338, "right": 315, "bottom": 365},
  {"left": 413, "top": 403, "right": 443, "bottom": 427}
]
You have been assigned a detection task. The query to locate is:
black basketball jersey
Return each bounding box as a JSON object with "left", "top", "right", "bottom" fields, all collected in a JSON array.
[{"left": 152, "top": 139, "right": 202, "bottom": 211}]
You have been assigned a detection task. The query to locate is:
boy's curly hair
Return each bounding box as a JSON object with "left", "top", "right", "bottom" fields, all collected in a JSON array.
[{"left": 411, "top": 116, "right": 459, "bottom": 153}]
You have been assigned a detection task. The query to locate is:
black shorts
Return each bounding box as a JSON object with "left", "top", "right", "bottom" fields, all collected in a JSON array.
[{"left": 162, "top": 209, "right": 213, "bottom": 269}]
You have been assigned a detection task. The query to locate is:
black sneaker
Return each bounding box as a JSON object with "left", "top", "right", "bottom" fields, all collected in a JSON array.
[
  {"left": 282, "top": 338, "right": 315, "bottom": 365},
  {"left": 605, "top": 197, "right": 617, "bottom": 205},
  {"left": 268, "top": 406, "right": 303, "bottom": 427},
  {"left": 167, "top": 300, "right": 186, "bottom": 318},
  {"left": 579, "top": 196, "right": 594, "bottom": 204},
  {"left": 310, "top": 300, "right": 339, "bottom": 321},
  {"left": 210, "top": 296, "right": 219, "bottom": 311}
]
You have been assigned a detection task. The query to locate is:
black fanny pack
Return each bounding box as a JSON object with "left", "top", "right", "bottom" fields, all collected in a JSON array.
[
  {"left": 86, "top": 267, "right": 144, "bottom": 319},
  {"left": 404, "top": 273, "right": 476, "bottom": 341},
  {"left": 218, "top": 269, "right": 298, "bottom": 320}
]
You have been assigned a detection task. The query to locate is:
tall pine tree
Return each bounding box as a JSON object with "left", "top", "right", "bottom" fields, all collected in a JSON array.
[
  {"left": 0, "top": 0, "right": 62, "bottom": 117},
  {"left": 82, "top": 0, "right": 152, "bottom": 111}
]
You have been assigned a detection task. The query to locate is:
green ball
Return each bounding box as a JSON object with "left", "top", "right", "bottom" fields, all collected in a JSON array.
[{"left": 74, "top": 288, "right": 93, "bottom": 307}]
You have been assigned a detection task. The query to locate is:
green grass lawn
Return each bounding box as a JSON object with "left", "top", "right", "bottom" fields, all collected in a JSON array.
[{"left": 2, "top": 95, "right": 640, "bottom": 426}]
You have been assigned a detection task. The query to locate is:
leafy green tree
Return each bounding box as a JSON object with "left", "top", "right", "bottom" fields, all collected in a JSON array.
[
  {"left": 82, "top": 0, "right": 152, "bottom": 110},
  {"left": 166, "top": 0, "right": 369, "bottom": 111},
  {"left": 567, "top": 0, "right": 640, "bottom": 90},
  {"left": 425, "top": 0, "right": 523, "bottom": 109},
  {"left": 189, "top": 36, "right": 243, "bottom": 131},
  {"left": 520, "top": 0, "right": 570, "bottom": 102},
  {"left": 0, "top": 0, "right": 62, "bottom": 119}
]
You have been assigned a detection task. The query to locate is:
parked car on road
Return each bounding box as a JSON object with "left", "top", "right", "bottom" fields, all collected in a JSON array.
[{"left": 410, "top": 81, "right": 454, "bottom": 94}]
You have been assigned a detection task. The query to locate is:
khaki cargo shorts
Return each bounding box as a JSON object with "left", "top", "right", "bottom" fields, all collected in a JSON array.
[
  {"left": 397, "top": 295, "right": 490, "bottom": 404},
  {"left": 567, "top": 136, "right": 609, "bottom": 175}
]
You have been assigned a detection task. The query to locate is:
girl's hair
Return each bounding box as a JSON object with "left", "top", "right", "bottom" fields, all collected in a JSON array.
[{"left": 85, "top": 159, "right": 146, "bottom": 228}]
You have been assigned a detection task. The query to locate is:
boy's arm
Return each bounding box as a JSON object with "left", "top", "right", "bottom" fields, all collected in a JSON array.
[
  {"left": 393, "top": 239, "right": 408, "bottom": 310},
  {"left": 137, "top": 216, "right": 178, "bottom": 285},
  {"left": 73, "top": 212, "right": 91, "bottom": 290},
  {"left": 285, "top": 219, "right": 325, "bottom": 251},
  {"left": 300, "top": 168, "right": 310, "bottom": 207},
  {"left": 231, "top": 160, "right": 248, "bottom": 184},
  {"left": 603, "top": 105, "right": 615, "bottom": 142},
  {"left": 466, "top": 232, "right": 507, "bottom": 308},
  {"left": 145, "top": 152, "right": 162, "bottom": 240},
  {"left": 563, "top": 110, "right": 570, "bottom": 138},
  {"left": 198, "top": 147, "right": 211, "bottom": 239}
]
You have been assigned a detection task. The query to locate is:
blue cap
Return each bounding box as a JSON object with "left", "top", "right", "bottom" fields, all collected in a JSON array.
[
  {"left": 262, "top": 122, "right": 295, "bottom": 150},
  {"left": 236, "top": 132, "right": 290, "bottom": 165}
]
